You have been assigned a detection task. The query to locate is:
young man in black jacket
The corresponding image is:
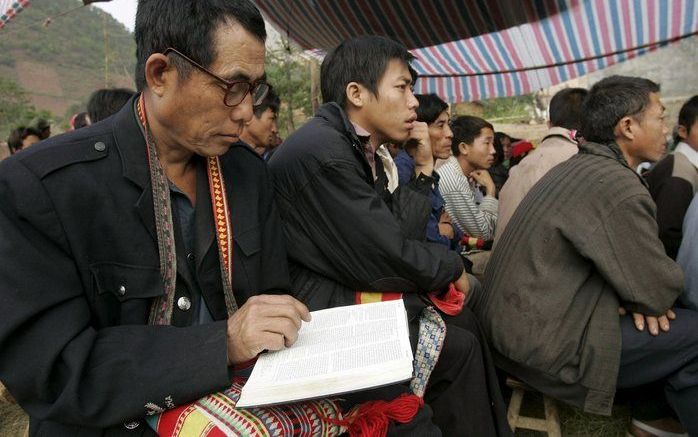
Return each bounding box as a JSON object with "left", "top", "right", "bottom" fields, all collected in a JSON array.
[{"left": 269, "top": 35, "right": 510, "bottom": 436}]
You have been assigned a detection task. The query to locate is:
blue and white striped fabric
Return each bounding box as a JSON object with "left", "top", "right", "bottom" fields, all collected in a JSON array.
[{"left": 256, "top": 0, "right": 698, "bottom": 102}]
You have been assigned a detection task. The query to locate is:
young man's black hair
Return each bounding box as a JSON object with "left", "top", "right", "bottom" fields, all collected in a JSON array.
[
  {"left": 549, "top": 87, "right": 588, "bottom": 131},
  {"left": 415, "top": 93, "right": 448, "bottom": 124},
  {"left": 678, "top": 95, "right": 698, "bottom": 134},
  {"left": 320, "top": 35, "right": 414, "bottom": 108},
  {"left": 581, "top": 75, "right": 660, "bottom": 144},
  {"left": 450, "top": 115, "right": 494, "bottom": 156},
  {"left": 253, "top": 87, "right": 280, "bottom": 118},
  {"left": 86, "top": 88, "right": 136, "bottom": 123},
  {"left": 134, "top": 0, "right": 266, "bottom": 91}
]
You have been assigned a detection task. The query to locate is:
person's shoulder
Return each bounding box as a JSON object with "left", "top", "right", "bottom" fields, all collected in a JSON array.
[{"left": 0, "top": 122, "right": 113, "bottom": 181}]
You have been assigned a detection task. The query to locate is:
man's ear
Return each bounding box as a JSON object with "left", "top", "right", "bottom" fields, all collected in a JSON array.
[
  {"left": 145, "top": 53, "right": 176, "bottom": 97},
  {"left": 677, "top": 124, "right": 689, "bottom": 140},
  {"left": 458, "top": 142, "right": 468, "bottom": 156},
  {"left": 615, "top": 116, "right": 635, "bottom": 142},
  {"left": 345, "top": 82, "right": 366, "bottom": 108}
]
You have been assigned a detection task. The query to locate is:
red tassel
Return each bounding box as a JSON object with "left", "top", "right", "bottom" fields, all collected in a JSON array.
[
  {"left": 429, "top": 283, "right": 465, "bottom": 316},
  {"left": 323, "top": 393, "right": 424, "bottom": 437}
]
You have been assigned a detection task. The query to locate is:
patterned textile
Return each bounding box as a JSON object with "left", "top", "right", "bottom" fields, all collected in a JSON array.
[
  {"left": 147, "top": 379, "right": 346, "bottom": 437},
  {"left": 410, "top": 307, "right": 446, "bottom": 397}
]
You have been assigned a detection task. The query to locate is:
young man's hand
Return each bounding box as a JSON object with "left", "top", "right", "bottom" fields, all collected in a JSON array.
[
  {"left": 226, "top": 294, "right": 311, "bottom": 365},
  {"left": 469, "top": 169, "right": 496, "bottom": 197},
  {"left": 405, "top": 121, "right": 435, "bottom": 177}
]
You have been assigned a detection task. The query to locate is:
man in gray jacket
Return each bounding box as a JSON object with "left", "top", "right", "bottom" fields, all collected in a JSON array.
[{"left": 478, "top": 75, "right": 698, "bottom": 435}]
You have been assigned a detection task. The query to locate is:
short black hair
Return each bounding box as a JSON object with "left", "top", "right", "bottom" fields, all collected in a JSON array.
[
  {"left": 72, "top": 112, "right": 91, "bottom": 130},
  {"left": 549, "top": 87, "right": 588, "bottom": 131},
  {"left": 253, "top": 87, "right": 280, "bottom": 118},
  {"left": 87, "top": 88, "right": 136, "bottom": 123},
  {"left": 580, "top": 75, "right": 660, "bottom": 144},
  {"left": 678, "top": 95, "right": 698, "bottom": 133},
  {"left": 450, "top": 115, "right": 494, "bottom": 156},
  {"left": 321, "top": 35, "right": 415, "bottom": 108},
  {"left": 134, "top": 0, "right": 266, "bottom": 91},
  {"left": 415, "top": 94, "right": 448, "bottom": 124}
]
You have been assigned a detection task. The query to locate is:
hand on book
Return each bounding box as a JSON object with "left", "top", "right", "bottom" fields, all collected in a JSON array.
[{"left": 226, "top": 294, "right": 311, "bottom": 365}]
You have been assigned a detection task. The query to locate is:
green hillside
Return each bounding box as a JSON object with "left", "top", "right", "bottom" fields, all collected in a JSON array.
[{"left": 0, "top": 0, "right": 136, "bottom": 126}]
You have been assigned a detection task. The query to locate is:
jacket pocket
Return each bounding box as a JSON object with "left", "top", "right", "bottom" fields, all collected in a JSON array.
[
  {"left": 90, "top": 262, "right": 163, "bottom": 327},
  {"left": 234, "top": 227, "right": 261, "bottom": 257}
]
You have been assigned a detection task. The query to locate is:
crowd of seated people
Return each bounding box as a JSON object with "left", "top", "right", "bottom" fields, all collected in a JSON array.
[{"left": 1, "top": 2, "right": 696, "bottom": 435}]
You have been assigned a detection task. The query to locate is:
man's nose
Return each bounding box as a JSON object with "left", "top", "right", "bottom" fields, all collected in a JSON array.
[{"left": 232, "top": 92, "right": 255, "bottom": 123}]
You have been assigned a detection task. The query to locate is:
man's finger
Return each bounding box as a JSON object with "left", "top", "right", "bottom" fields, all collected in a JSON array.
[
  {"left": 658, "top": 315, "right": 670, "bottom": 332},
  {"left": 246, "top": 295, "right": 311, "bottom": 323},
  {"left": 259, "top": 317, "right": 301, "bottom": 342},
  {"left": 646, "top": 316, "right": 659, "bottom": 336},
  {"left": 257, "top": 332, "right": 286, "bottom": 353},
  {"left": 632, "top": 313, "right": 645, "bottom": 331},
  {"left": 666, "top": 309, "right": 676, "bottom": 320}
]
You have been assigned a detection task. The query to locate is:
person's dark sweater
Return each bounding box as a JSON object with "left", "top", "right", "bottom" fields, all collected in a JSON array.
[{"left": 645, "top": 144, "right": 698, "bottom": 259}]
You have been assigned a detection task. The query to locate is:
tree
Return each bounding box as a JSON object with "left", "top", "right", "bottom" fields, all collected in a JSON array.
[
  {"left": 0, "top": 78, "right": 52, "bottom": 140},
  {"left": 265, "top": 39, "right": 313, "bottom": 138}
]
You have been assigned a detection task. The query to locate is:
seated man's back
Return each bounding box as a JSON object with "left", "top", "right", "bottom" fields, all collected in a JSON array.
[{"left": 478, "top": 76, "right": 698, "bottom": 435}]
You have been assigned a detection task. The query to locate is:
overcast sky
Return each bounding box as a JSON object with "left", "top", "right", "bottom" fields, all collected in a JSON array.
[{"left": 94, "top": 0, "right": 137, "bottom": 31}]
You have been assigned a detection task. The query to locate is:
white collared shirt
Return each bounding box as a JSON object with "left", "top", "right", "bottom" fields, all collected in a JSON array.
[{"left": 675, "top": 142, "right": 698, "bottom": 169}]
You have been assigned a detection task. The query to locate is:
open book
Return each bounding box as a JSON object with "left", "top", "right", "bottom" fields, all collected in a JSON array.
[{"left": 236, "top": 299, "right": 414, "bottom": 408}]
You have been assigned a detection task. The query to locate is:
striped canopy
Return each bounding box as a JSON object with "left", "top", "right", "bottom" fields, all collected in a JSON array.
[
  {"left": 257, "top": 0, "right": 698, "bottom": 102},
  {"left": 0, "top": 0, "right": 29, "bottom": 30}
]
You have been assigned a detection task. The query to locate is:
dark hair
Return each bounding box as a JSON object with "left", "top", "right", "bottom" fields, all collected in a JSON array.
[
  {"left": 7, "top": 127, "right": 24, "bottom": 154},
  {"left": 87, "top": 88, "right": 136, "bottom": 123},
  {"left": 580, "top": 75, "right": 660, "bottom": 144},
  {"left": 450, "top": 115, "right": 494, "bottom": 156},
  {"left": 72, "top": 112, "right": 91, "bottom": 130},
  {"left": 493, "top": 131, "right": 512, "bottom": 164},
  {"left": 321, "top": 35, "right": 415, "bottom": 108},
  {"left": 415, "top": 94, "right": 448, "bottom": 124},
  {"left": 253, "top": 86, "right": 280, "bottom": 118},
  {"left": 678, "top": 95, "right": 698, "bottom": 134},
  {"left": 549, "top": 87, "right": 588, "bottom": 130},
  {"left": 134, "top": 0, "right": 266, "bottom": 91},
  {"left": 7, "top": 126, "right": 41, "bottom": 154}
]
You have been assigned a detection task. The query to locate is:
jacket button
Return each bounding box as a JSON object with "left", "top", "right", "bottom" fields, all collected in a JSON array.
[
  {"left": 123, "top": 420, "right": 139, "bottom": 429},
  {"left": 118, "top": 285, "right": 126, "bottom": 295},
  {"left": 94, "top": 141, "right": 106, "bottom": 152},
  {"left": 186, "top": 252, "right": 195, "bottom": 262},
  {"left": 177, "top": 296, "right": 191, "bottom": 311}
]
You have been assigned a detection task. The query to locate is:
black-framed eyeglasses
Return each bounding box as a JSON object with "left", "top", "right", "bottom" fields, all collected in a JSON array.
[{"left": 163, "top": 47, "right": 269, "bottom": 107}]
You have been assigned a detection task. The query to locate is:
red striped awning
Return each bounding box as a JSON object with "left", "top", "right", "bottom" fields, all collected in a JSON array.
[
  {"left": 257, "top": 0, "right": 698, "bottom": 102},
  {"left": 0, "top": 0, "right": 30, "bottom": 30}
]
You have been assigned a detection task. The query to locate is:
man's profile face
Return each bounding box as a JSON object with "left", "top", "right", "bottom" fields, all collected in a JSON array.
[
  {"left": 162, "top": 22, "right": 266, "bottom": 157},
  {"left": 629, "top": 92, "right": 668, "bottom": 163},
  {"left": 361, "top": 59, "right": 418, "bottom": 145},
  {"left": 428, "top": 110, "right": 452, "bottom": 160},
  {"left": 245, "top": 108, "right": 278, "bottom": 149},
  {"left": 461, "top": 127, "right": 496, "bottom": 170}
]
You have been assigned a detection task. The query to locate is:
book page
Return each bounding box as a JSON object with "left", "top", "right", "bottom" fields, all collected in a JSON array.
[{"left": 236, "top": 300, "right": 413, "bottom": 407}]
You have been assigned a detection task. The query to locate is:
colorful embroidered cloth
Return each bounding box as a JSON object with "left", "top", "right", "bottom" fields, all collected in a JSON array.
[{"left": 147, "top": 378, "right": 346, "bottom": 437}]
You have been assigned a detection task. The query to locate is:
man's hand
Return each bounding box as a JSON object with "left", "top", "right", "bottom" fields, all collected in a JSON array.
[
  {"left": 619, "top": 307, "right": 676, "bottom": 336},
  {"left": 405, "top": 121, "right": 434, "bottom": 177},
  {"left": 468, "top": 169, "right": 496, "bottom": 197},
  {"left": 438, "top": 211, "right": 455, "bottom": 239},
  {"left": 453, "top": 271, "right": 470, "bottom": 302},
  {"left": 226, "top": 294, "right": 311, "bottom": 365}
]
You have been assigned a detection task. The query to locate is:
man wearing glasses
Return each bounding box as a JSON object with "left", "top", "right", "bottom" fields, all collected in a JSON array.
[{"left": 0, "top": 1, "right": 309, "bottom": 435}]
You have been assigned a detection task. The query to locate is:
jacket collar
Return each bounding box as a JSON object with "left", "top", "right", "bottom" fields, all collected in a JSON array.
[
  {"left": 316, "top": 102, "right": 374, "bottom": 185},
  {"left": 112, "top": 94, "right": 150, "bottom": 190},
  {"left": 579, "top": 141, "right": 648, "bottom": 187}
]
